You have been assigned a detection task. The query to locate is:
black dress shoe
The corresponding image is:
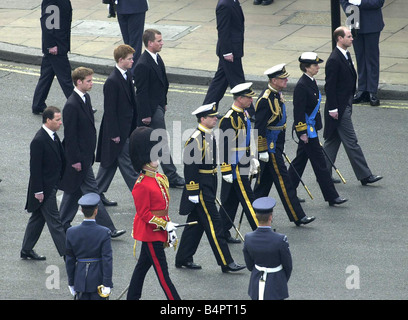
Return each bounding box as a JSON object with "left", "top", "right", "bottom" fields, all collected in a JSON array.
[
  {"left": 226, "top": 236, "right": 241, "bottom": 244},
  {"left": 253, "top": 0, "right": 262, "bottom": 4},
  {"left": 32, "top": 109, "right": 44, "bottom": 115},
  {"left": 297, "top": 196, "right": 305, "bottom": 203},
  {"left": 353, "top": 91, "right": 370, "bottom": 104},
  {"left": 21, "top": 249, "right": 46, "bottom": 260},
  {"left": 360, "top": 174, "right": 382, "bottom": 186},
  {"left": 295, "top": 215, "right": 316, "bottom": 226},
  {"left": 369, "top": 93, "right": 380, "bottom": 106},
  {"left": 169, "top": 176, "right": 185, "bottom": 189},
  {"left": 100, "top": 193, "right": 117, "bottom": 206},
  {"left": 111, "top": 229, "right": 126, "bottom": 238},
  {"left": 262, "top": 0, "right": 273, "bottom": 5},
  {"left": 332, "top": 177, "right": 341, "bottom": 184},
  {"left": 175, "top": 261, "right": 202, "bottom": 269},
  {"left": 221, "top": 262, "right": 246, "bottom": 273},
  {"left": 329, "top": 197, "right": 348, "bottom": 206}
]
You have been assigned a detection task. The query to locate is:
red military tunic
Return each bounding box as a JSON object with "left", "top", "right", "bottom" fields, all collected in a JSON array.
[{"left": 131, "top": 169, "right": 170, "bottom": 243}]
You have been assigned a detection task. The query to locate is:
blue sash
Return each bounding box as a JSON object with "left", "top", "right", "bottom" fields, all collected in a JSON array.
[
  {"left": 232, "top": 115, "right": 251, "bottom": 179},
  {"left": 266, "top": 102, "right": 286, "bottom": 154},
  {"left": 305, "top": 92, "right": 321, "bottom": 139}
]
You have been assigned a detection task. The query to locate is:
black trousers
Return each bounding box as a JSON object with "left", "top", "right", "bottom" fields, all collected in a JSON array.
[
  {"left": 32, "top": 54, "right": 73, "bottom": 112},
  {"left": 176, "top": 192, "right": 234, "bottom": 267},
  {"left": 220, "top": 168, "right": 258, "bottom": 237},
  {"left": 254, "top": 149, "right": 306, "bottom": 223},
  {"left": 127, "top": 241, "right": 180, "bottom": 300},
  {"left": 21, "top": 188, "right": 66, "bottom": 256},
  {"left": 288, "top": 137, "right": 339, "bottom": 202}
]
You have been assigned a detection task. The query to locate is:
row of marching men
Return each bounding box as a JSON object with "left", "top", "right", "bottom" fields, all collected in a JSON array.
[{"left": 55, "top": 50, "right": 382, "bottom": 300}]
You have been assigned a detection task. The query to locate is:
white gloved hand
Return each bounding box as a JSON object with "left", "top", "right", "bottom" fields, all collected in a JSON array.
[
  {"left": 188, "top": 195, "right": 199, "bottom": 203},
  {"left": 249, "top": 158, "right": 260, "bottom": 175},
  {"left": 168, "top": 230, "right": 178, "bottom": 247},
  {"left": 101, "top": 287, "right": 111, "bottom": 295},
  {"left": 348, "top": 0, "right": 361, "bottom": 5},
  {"left": 68, "top": 286, "right": 76, "bottom": 296},
  {"left": 259, "top": 152, "right": 269, "bottom": 162},
  {"left": 222, "top": 174, "right": 233, "bottom": 183},
  {"left": 165, "top": 221, "right": 178, "bottom": 232}
]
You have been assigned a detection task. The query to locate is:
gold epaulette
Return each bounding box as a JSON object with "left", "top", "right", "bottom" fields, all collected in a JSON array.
[
  {"left": 136, "top": 175, "right": 144, "bottom": 184},
  {"left": 258, "top": 136, "right": 268, "bottom": 152},
  {"left": 218, "top": 109, "right": 233, "bottom": 129},
  {"left": 221, "top": 162, "right": 232, "bottom": 173},
  {"left": 263, "top": 88, "right": 271, "bottom": 99},
  {"left": 185, "top": 130, "right": 201, "bottom": 147},
  {"left": 186, "top": 181, "right": 199, "bottom": 191},
  {"left": 295, "top": 122, "right": 307, "bottom": 132}
]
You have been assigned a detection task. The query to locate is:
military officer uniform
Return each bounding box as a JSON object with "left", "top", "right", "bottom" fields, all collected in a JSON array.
[
  {"left": 127, "top": 126, "right": 180, "bottom": 300},
  {"left": 219, "top": 83, "right": 259, "bottom": 242},
  {"left": 289, "top": 53, "right": 347, "bottom": 206},
  {"left": 243, "top": 197, "right": 292, "bottom": 300},
  {"left": 65, "top": 193, "right": 113, "bottom": 300},
  {"left": 254, "top": 64, "right": 315, "bottom": 226},
  {"left": 176, "top": 103, "right": 245, "bottom": 273}
]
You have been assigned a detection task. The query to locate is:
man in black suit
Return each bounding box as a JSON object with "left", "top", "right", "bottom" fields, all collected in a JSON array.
[
  {"left": 323, "top": 26, "right": 382, "bottom": 186},
  {"left": 32, "top": 0, "right": 73, "bottom": 114},
  {"left": 95, "top": 44, "right": 139, "bottom": 206},
  {"left": 203, "top": 0, "right": 254, "bottom": 116},
  {"left": 59, "top": 67, "right": 125, "bottom": 237},
  {"left": 134, "top": 29, "right": 184, "bottom": 188},
  {"left": 243, "top": 197, "right": 292, "bottom": 300},
  {"left": 116, "top": 0, "right": 149, "bottom": 78},
  {"left": 340, "top": 0, "right": 385, "bottom": 106},
  {"left": 21, "top": 106, "right": 66, "bottom": 260}
]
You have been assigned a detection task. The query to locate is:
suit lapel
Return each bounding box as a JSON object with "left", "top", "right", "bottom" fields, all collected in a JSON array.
[
  {"left": 336, "top": 48, "right": 356, "bottom": 78},
  {"left": 146, "top": 51, "right": 166, "bottom": 86},
  {"left": 115, "top": 68, "right": 133, "bottom": 103},
  {"left": 41, "top": 127, "right": 62, "bottom": 160}
]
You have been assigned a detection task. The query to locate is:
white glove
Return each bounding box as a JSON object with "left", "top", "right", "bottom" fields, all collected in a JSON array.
[
  {"left": 101, "top": 287, "right": 111, "bottom": 295},
  {"left": 222, "top": 174, "right": 233, "bottom": 183},
  {"left": 249, "top": 158, "right": 260, "bottom": 175},
  {"left": 188, "top": 195, "right": 199, "bottom": 203},
  {"left": 348, "top": 0, "right": 361, "bottom": 5},
  {"left": 259, "top": 152, "right": 269, "bottom": 162},
  {"left": 68, "top": 286, "right": 76, "bottom": 296},
  {"left": 165, "top": 221, "right": 178, "bottom": 232},
  {"left": 168, "top": 230, "right": 178, "bottom": 248}
]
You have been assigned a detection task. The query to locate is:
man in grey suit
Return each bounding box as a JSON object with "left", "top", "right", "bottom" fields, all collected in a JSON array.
[
  {"left": 21, "top": 106, "right": 66, "bottom": 260},
  {"left": 323, "top": 26, "right": 382, "bottom": 186},
  {"left": 95, "top": 44, "right": 139, "bottom": 206},
  {"left": 340, "top": 0, "right": 384, "bottom": 106},
  {"left": 243, "top": 197, "right": 292, "bottom": 300}
]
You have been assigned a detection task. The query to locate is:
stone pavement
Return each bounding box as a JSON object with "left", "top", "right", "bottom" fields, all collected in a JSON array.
[{"left": 0, "top": 0, "right": 407, "bottom": 98}]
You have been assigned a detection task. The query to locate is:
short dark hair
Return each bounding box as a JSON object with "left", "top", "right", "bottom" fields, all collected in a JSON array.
[
  {"left": 256, "top": 212, "right": 272, "bottom": 224},
  {"left": 72, "top": 67, "right": 94, "bottom": 86},
  {"left": 82, "top": 206, "right": 97, "bottom": 218},
  {"left": 333, "top": 26, "right": 346, "bottom": 43},
  {"left": 113, "top": 44, "right": 135, "bottom": 63},
  {"left": 143, "top": 29, "right": 161, "bottom": 47},
  {"left": 42, "top": 106, "right": 61, "bottom": 124}
]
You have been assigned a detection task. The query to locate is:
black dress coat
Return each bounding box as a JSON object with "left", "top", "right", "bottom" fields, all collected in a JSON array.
[{"left": 96, "top": 68, "right": 137, "bottom": 168}]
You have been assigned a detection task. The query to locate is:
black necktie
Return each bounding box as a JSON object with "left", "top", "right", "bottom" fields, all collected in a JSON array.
[{"left": 346, "top": 51, "right": 353, "bottom": 68}]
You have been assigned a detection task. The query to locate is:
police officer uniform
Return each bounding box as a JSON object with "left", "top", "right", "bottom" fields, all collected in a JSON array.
[
  {"left": 127, "top": 126, "right": 180, "bottom": 300},
  {"left": 219, "top": 83, "right": 259, "bottom": 242},
  {"left": 65, "top": 193, "right": 113, "bottom": 300},
  {"left": 289, "top": 53, "right": 347, "bottom": 206},
  {"left": 176, "top": 103, "right": 245, "bottom": 273},
  {"left": 243, "top": 197, "right": 292, "bottom": 300},
  {"left": 254, "top": 64, "right": 315, "bottom": 226}
]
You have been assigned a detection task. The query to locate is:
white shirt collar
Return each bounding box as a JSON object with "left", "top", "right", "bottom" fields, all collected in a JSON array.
[
  {"left": 336, "top": 45, "right": 349, "bottom": 59},
  {"left": 116, "top": 64, "right": 128, "bottom": 77},
  {"left": 42, "top": 124, "right": 55, "bottom": 140},
  {"left": 146, "top": 49, "right": 158, "bottom": 64},
  {"left": 74, "top": 87, "right": 86, "bottom": 102},
  {"left": 304, "top": 73, "right": 315, "bottom": 81}
]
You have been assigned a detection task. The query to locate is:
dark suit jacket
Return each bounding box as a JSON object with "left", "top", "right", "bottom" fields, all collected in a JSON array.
[
  {"left": 293, "top": 74, "right": 323, "bottom": 138},
  {"left": 243, "top": 227, "right": 292, "bottom": 300},
  {"left": 25, "top": 127, "right": 65, "bottom": 213},
  {"left": 340, "top": 0, "right": 384, "bottom": 34},
  {"left": 66, "top": 220, "right": 113, "bottom": 292},
  {"left": 96, "top": 68, "right": 137, "bottom": 168},
  {"left": 216, "top": 0, "right": 245, "bottom": 58},
  {"left": 40, "top": 0, "right": 72, "bottom": 55},
  {"left": 60, "top": 91, "right": 97, "bottom": 193},
  {"left": 116, "top": 0, "right": 148, "bottom": 14},
  {"left": 134, "top": 50, "right": 169, "bottom": 123},
  {"left": 323, "top": 48, "right": 357, "bottom": 140}
]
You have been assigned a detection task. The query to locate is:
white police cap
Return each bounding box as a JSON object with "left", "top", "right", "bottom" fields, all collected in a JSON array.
[{"left": 264, "top": 63, "right": 290, "bottom": 79}]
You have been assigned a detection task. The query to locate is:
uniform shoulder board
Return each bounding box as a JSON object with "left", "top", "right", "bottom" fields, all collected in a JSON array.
[
  {"left": 136, "top": 175, "right": 144, "bottom": 184},
  {"left": 262, "top": 88, "right": 271, "bottom": 99},
  {"left": 224, "top": 109, "right": 234, "bottom": 118},
  {"left": 185, "top": 130, "right": 201, "bottom": 147}
]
